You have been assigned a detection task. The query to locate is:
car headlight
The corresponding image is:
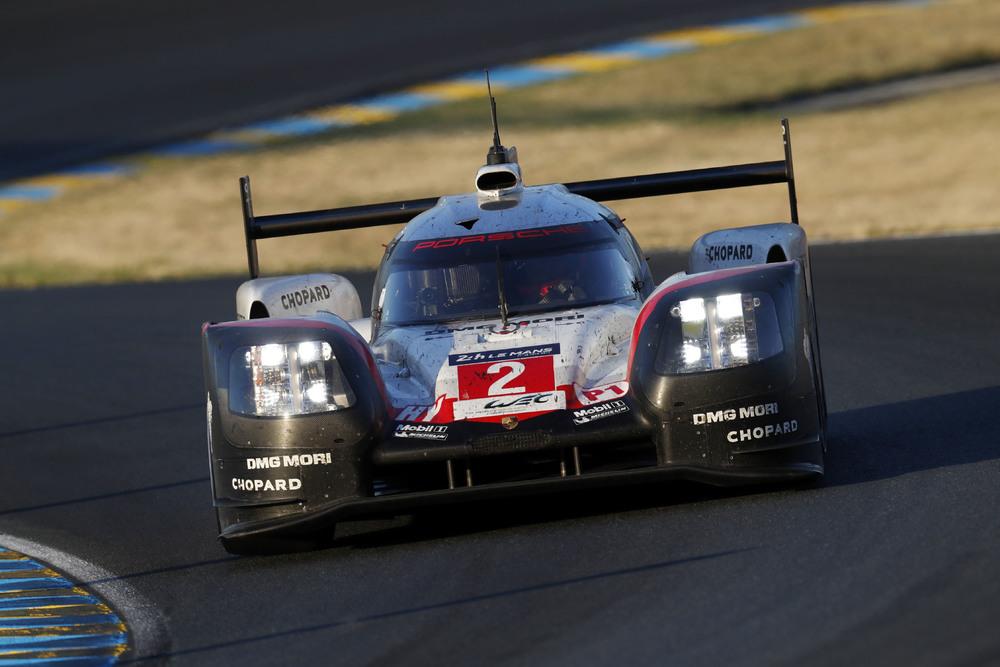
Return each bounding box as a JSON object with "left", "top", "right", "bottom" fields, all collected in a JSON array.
[
  {"left": 656, "top": 292, "right": 783, "bottom": 374},
  {"left": 228, "top": 341, "right": 356, "bottom": 417}
]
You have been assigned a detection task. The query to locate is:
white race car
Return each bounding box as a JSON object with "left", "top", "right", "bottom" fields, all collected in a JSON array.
[{"left": 202, "top": 110, "right": 826, "bottom": 553}]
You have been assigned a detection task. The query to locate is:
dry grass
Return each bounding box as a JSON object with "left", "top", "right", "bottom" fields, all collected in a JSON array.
[
  {"left": 516, "top": 0, "right": 1000, "bottom": 116},
  {"left": 405, "top": 0, "right": 1000, "bottom": 131},
  {"left": 2, "top": 0, "right": 998, "bottom": 287}
]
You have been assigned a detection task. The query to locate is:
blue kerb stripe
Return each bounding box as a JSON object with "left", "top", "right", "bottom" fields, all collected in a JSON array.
[
  {"left": 0, "top": 615, "right": 120, "bottom": 630},
  {"left": 457, "top": 65, "right": 571, "bottom": 87},
  {"left": 587, "top": 40, "right": 696, "bottom": 59},
  {"left": 0, "top": 595, "right": 99, "bottom": 610},
  {"left": 0, "top": 633, "right": 126, "bottom": 650},
  {"left": 0, "top": 660, "right": 109, "bottom": 666},
  {"left": 0, "top": 186, "right": 59, "bottom": 201},
  {"left": 0, "top": 658, "right": 117, "bottom": 664},
  {"left": 354, "top": 91, "right": 438, "bottom": 112},
  {"left": 150, "top": 139, "right": 249, "bottom": 157},
  {"left": 0, "top": 659, "right": 116, "bottom": 666},
  {"left": 57, "top": 163, "right": 131, "bottom": 177},
  {"left": 717, "top": 14, "right": 809, "bottom": 32},
  {"left": 242, "top": 116, "right": 341, "bottom": 136},
  {"left": 0, "top": 598, "right": 98, "bottom": 611},
  {"left": 0, "top": 0, "right": 935, "bottom": 224},
  {"left": 0, "top": 549, "right": 126, "bottom": 665},
  {"left": 0, "top": 562, "right": 44, "bottom": 572},
  {"left": 0, "top": 580, "right": 73, "bottom": 593}
]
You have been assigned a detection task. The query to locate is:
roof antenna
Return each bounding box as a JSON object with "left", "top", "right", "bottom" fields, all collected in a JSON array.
[
  {"left": 485, "top": 71, "right": 509, "bottom": 165},
  {"left": 495, "top": 246, "right": 510, "bottom": 328}
]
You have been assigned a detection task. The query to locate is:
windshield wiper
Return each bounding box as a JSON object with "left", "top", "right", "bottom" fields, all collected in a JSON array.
[{"left": 495, "top": 246, "right": 510, "bottom": 329}]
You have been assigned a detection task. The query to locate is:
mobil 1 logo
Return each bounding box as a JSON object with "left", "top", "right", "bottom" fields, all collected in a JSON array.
[
  {"left": 572, "top": 399, "right": 629, "bottom": 425},
  {"left": 394, "top": 423, "right": 449, "bottom": 441}
]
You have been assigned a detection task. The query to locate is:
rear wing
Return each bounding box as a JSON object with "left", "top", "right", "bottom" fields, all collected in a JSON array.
[{"left": 240, "top": 119, "right": 799, "bottom": 278}]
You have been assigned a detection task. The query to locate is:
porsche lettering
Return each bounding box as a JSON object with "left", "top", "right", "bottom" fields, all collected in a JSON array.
[
  {"left": 424, "top": 313, "right": 583, "bottom": 336},
  {"left": 412, "top": 224, "right": 585, "bottom": 251}
]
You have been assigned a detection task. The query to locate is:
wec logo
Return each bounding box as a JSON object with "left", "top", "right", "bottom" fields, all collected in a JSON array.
[
  {"left": 483, "top": 393, "right": 556, "bottom": 410},
  {"left": 453, "top": 390, "right": 566, "bottom": 420}
]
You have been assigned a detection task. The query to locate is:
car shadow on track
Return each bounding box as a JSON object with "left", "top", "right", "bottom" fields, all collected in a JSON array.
[
  {"left": 823, "top": 385, "right": 1000, "bottom": 487},
  {"left": 1, "top": 387, "right": 994, "bottom": 549},
  {"left": 333, "top": 480, "right": 754, "bottom": 550},
  {"left": 332, "top": 385, "right": 1000, "bottom": 550}
]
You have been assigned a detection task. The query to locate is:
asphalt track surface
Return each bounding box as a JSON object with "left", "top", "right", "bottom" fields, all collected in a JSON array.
[
  {"left": 2, "top": 0, "right": 858, "bottom": 182},
  {"left": 2, "top": 234, "right": 999, "bottom": 665}
]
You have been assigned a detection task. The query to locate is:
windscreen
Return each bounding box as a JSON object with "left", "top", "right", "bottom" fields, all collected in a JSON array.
[{"left": 377, "top": 223, "right": 640, "bottom": 326}]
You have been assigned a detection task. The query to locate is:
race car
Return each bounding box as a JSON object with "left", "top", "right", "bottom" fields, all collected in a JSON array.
[{"left": 202, "top": 112, "right": 827, "bottom": 553}]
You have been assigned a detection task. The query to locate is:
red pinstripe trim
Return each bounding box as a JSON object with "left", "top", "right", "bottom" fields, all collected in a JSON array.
[
  {"left": 626, "top": 264, "right": 787, "bottom": 377},
  {"left": 208, "top": 318, "right": 334, "bottom": 329},
  {"left": 207, "top": 318, "right": 390, "bottom": 408}
]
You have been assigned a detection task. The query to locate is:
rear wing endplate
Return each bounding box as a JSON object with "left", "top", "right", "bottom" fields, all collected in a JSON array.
[{"left": 240, "top": 119, "right": 799, "bottom": 278}]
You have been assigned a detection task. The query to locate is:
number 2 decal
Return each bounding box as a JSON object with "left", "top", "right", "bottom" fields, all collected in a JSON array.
[
  {"left": 456, "top": 355, "right": 555, "bottom": 401},
  {"left": 487, "top": 362, "right": 526, "bottom": 395}
]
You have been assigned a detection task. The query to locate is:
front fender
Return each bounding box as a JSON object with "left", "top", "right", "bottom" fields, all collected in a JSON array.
[
  {"left": 201, "top": 316, "right": 388, "bottom": 539},
  {"left": 627, "top": 262, "right": 824, "bottom": 469}
]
